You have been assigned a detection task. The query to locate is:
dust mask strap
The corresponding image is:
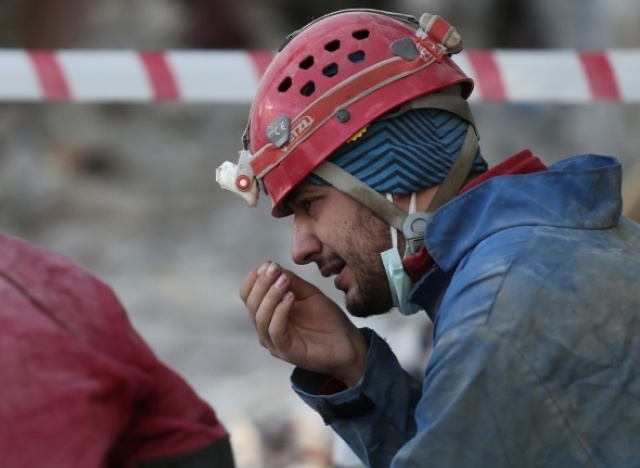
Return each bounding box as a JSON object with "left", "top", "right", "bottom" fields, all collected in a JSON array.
[
  {"left": 381, "top": 193, "right": 422, "bottom": 316},
  {"left": 387, "top": 192, "right": 417, "bottom": 254}
]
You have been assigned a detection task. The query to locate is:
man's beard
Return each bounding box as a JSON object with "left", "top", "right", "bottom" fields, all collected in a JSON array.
[
  {"left": 346, "top": 267, "right": 393, "bottom": 318},
  {"left": 343, "top": 205, "right": 395, "bottom": 318}
]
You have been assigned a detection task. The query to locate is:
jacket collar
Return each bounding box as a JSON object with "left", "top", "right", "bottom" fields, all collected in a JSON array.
[{"left": 403, "top": 149, "right": 548, "bottom": 280}]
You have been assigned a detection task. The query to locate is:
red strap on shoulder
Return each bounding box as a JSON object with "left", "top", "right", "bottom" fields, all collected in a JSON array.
[{"left": 461, "top": 149, "right": 547, "bottom": 193}]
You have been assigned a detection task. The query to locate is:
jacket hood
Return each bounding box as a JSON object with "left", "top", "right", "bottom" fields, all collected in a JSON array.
[{"left": 425, "top": 153, "right": 623, "bottom": 273}]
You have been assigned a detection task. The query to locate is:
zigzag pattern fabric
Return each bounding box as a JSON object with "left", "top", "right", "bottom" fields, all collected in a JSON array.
[{"left": 310, "top": 108, "right": 487, "bottom": 193}]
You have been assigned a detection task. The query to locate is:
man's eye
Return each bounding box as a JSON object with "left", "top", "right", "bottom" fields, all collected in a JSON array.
[{"left": 301, "top": 198, "right": 318, "bottom": 212}]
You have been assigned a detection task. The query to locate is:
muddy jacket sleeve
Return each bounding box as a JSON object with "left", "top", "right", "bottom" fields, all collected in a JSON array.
[
  {"left": 291, "top": 328, "right": 423, "bottom": 467},
  {"left": 290, "top": 325, "right": 523, "bottom": 467}
]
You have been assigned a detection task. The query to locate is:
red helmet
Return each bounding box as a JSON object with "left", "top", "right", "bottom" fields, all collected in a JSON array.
[{"left": 217, "top": 9, "right": 475, "bottom": 221}]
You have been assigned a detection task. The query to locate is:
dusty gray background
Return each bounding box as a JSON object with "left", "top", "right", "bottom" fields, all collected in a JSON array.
[{"left": 1, "top": 0, "right": 640, "bottom": 466}]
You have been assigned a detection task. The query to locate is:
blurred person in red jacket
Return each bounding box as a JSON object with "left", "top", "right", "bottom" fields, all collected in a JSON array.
[{"left": 0, "top": 232, "right": 234, "bottom": 467}]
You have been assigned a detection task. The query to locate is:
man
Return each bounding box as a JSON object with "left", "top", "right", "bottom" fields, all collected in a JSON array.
[
  {"left": 217, "top": 9, "right": 640, "bottom": 467},
  {"left": 0, "top": 232, "right": 235, "bottom": 467}
]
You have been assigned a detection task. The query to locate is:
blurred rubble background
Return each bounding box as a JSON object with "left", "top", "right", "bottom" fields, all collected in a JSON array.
[{"left": 1, "top": 1, "right": 639, "bottom": 467}]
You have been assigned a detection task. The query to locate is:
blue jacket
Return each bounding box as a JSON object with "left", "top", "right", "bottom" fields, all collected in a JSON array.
[{"left": 292, "top": 153, "right": 640, "bottom": 467}]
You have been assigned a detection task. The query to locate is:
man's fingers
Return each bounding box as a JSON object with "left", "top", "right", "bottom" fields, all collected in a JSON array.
[
  {"left": 239, "top": 263, "right": 263, "bottom": 303},
  {"left": 239, "top": 261, "right": 271, "bottom": 305},
  {"left": 268, "top": 289, "right": 295, "bottom": 353},
  {"left": 279, "top": 267, "right": 323, "bottom": 299},
  {"left": 241, "top": 262, "right": 280, "bottom": 325},
  {"left": 254, "top": 269, "right": 292, "bottom": 349},
  {"left": 240, "top": 262, "right": 294, "bottom": 351}
]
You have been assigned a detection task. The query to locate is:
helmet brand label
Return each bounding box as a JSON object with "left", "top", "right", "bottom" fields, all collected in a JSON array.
[{"left": 289, "top": 115, "right": 314, "bottom": 143}]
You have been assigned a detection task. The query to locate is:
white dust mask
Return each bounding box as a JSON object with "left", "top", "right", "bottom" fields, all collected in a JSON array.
[{"left": 380, "top": 193, "right": 423, "bottom": 316}]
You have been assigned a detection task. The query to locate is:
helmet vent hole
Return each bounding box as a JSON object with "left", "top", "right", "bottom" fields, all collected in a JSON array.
[
  {"left": 278, "top": 77, "right": 292, "bottom": 92},
  {"left": 300, "top": 56, "right": 314, "bottom": 69},
  {"left": 323, "top": 63, "right": 339, "bottom": 77},
  {"left": 352, "top": 29, "right": 370, "bottom": 40},
  {"left": 348, "top": 51, "right": 365, "bottom": 63},
  {"left": 300, "top": 81, "right": 316, "bottom": 96},
  {"left": 324, "top": 40, "right": 341, "bottom": 52}
]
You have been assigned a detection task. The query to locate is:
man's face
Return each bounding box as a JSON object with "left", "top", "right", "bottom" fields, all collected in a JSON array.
[{"left": 285, "top": 183, "right": 393, "bottom": 317}]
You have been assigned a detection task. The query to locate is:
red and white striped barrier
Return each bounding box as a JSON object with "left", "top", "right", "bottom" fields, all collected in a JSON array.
[{"left": 0, "top": 49, "right": 639, "bottom": 103}]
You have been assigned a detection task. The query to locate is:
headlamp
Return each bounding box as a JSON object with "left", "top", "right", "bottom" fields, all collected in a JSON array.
[{"left": 215, "top": 149, "right": 260, "bottom": 207}]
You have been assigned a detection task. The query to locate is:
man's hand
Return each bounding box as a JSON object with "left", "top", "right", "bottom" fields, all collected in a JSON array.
[{"left": 240, "top": 262, "right": 368, "bottom": 387}]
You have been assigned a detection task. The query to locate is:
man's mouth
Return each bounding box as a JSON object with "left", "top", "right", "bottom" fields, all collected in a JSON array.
[
  {"left": 318, "top": 258, "right": 349, "bottom": 292},
  {"left": 320, "top": 261, "right": 345, "bottom": 278}
]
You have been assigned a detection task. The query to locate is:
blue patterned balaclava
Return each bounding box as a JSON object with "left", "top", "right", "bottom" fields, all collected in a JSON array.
[{"left": 309, "top": 108, "right": 487, "bottom": 192}]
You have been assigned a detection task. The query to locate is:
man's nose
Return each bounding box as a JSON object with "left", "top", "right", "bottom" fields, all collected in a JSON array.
[{"left": 291, "top": 221, "right": 321, "bottom": 265}]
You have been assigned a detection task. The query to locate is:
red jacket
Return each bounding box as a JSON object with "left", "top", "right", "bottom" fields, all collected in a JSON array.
[{"left": 0, "top": 233, "right": 233, "bottom": 467}]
